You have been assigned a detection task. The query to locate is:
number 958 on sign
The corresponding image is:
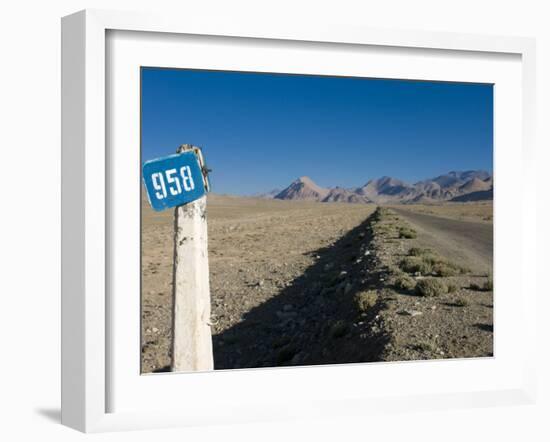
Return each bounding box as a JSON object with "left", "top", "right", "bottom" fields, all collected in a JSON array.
[{"left": 142, "top": 151, "right": 207, "bottom": 211}]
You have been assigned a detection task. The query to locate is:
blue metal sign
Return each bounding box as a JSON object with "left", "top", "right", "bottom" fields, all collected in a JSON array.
[{"left": 142, "top": 151, "right": 206, "bottom": 211}]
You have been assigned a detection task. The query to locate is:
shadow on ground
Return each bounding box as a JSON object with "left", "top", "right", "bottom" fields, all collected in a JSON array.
[
  {"left": 35, "top": 408, "right": 61, "bottom": 423},
  {"left": 212, "top": 212, "right": 390, "bottom": 370},
  {"left": 474, "top": 323, "right": 493, "bottom": 333}
]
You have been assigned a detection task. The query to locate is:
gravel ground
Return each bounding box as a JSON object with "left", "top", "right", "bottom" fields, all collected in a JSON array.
[
  {"left": 366, "top": 207, "right": 493, "bottom": 362},
  {"left": 141, "top": 194, "right": 375, "bottom": 372},
  {"left": 141, "top": 195, "right": 493, "bottom": 373}
]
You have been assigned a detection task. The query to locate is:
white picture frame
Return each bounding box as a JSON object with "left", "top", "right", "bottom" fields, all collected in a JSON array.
[{"left": 61, "top": 9, "right": 537, "bottom": 433}]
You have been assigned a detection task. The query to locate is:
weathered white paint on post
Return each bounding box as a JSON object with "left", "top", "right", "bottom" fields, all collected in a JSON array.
[{"left": 171, "top": 145, "right": 214, "bottom": 372}]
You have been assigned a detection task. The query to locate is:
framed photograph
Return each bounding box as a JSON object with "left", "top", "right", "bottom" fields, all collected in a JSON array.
[{"left": 61, "top": 9, "right": 537, "bottom": 433}]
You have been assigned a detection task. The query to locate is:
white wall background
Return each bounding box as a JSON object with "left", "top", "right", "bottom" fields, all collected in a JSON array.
[{"left": 0, "top": 1, "right": 548, "bottom": 440}]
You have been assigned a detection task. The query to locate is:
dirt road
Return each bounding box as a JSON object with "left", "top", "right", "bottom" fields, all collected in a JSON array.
[{"left": 392, "top": 207, "right": 493, "bottom": 274}]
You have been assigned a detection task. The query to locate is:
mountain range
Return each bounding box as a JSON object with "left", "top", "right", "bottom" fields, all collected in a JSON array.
[{"left": 260, "top": 170, "right": 493, "bottom": 204}]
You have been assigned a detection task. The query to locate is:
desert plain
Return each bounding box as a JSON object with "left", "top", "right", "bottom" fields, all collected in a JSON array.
[{"left": 141, "top": 194, "right": 493, "bottom": 373}]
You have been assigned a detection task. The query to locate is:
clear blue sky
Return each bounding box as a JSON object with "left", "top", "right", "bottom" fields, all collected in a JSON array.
[{"left": 141, "top": 68, "right": 493, "bottom": 195}]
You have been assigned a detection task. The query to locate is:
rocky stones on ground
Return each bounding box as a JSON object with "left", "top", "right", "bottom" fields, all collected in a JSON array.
[{"left": 141, "top": 196, "right": 493, "bottom": 373}]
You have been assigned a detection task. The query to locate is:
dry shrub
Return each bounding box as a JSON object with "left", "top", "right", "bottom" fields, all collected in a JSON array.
[
  {"left": 394, "top": 273, "right": 417, "bottom": 291},
  {"left": 408, "top": 247, "right": 432, "bottom": 257},
  {"left": 415, "top": 339, "right": 437, "bottom": 353},
  {"left": 433, "top": 262, "right": 461, "bottom": 277},
  {"left": 455, "top": 297, "right": 469, "bottom": 307},
  {"left": 406, "top": 248, "right": 469, "bottom": 276},
  {"left": 446, "top": 282, "right": 459, "bottom": 293},
  {"left": 355, "top": 290, "right": 378, "bottom": 312},
  {"left": 416, "top": 278, "right": 448, "bottom": 297},
  {"left": 400, "top": 256, "right": 433, "bottom": 275},
  {"left": 399, "top": 227, "right": 417, "bottom": 239},
  {"left": 470, "top": 277, "right": 493, "bottom": 292}
]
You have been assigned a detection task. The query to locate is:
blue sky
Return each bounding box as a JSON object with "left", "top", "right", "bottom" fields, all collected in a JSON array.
[{"left": 141, "top": 68, "right": 493, "bottom": 195}]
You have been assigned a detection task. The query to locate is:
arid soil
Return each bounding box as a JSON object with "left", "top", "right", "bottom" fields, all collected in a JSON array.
[
  {"left": 141, "top": 195, "right": 375, "bottom": 372},
  {"left": 367, "top": 207, "right": 493, "bottom": 362},
  {"left": 141, "top": 196, "right": 493, "bottom": 373}
]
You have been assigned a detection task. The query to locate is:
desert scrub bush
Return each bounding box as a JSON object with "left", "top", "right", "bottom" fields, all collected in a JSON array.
[
  {"left": 386, "top": 263, "right": 400, "bottom": 274},
  {"left": 414, "top": 339, "right": 437, "bottom": 353},
  {"left": 406, "top": 248, "right": 468, "bottom": 276},
  {"left": 455, "top": 297, "right": 469, "bottom": 307},
  {"left": 372, "top": 208, "right": 383, "bottom": 221},
  {"left": 399, "top": 256, "right": 433, "bottom": 275},
  {"left": 330, "top": 320, "right": 349, "bottom": 339},
  {"left": 398, "top": 226, "right": 417, "bottom": 239},
  {"left": 416, "top": 278, "right": 448, "bottom": 297},
  {"left": 372, "top": 207, "right": 392, "bottom": 222},
  {"left": 420, "top": 253, "right": 446, "bottom": 268},
  {"left": 409, "top": 248, "right": 444, "bottom": 265},
  {"left": 408, "top": 247, "right": 433, "bottom": 257},
  {"left": 446, "top": 281, "right": 459, "bottom": 293},
  {"left": 394, "top": 273, "right": 417, "bottom": 291},
  {"left": 354, "top": 290, "right": 378, "bottom": 312},
  {"left": 470, "top": 277, "right": 493, "bottom": 292},
  {"left": 373, "top": 224, "right": 392, "bottom": 235},
  {"left": 432, "top": 261, "right": 462, "bottom": 277}
]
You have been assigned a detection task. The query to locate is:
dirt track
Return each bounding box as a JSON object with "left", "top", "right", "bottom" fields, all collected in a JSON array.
[{"left": 392, "top": 207, "right": 493, "bottom": 274}]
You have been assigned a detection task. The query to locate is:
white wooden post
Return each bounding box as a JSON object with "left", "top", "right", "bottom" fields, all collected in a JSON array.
[{"left": 171, "top": 144, "right": 214, "bottom": 372}]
